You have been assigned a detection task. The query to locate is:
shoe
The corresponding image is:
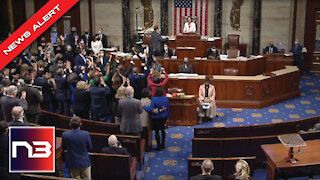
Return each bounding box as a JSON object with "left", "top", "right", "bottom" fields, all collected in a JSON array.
[
  {"left": 216, "top": 115, "right": 219, "bottom": 118},
  {"left": 161, "top": 144, "right": 165, "bottom": 150},
  {"left": 154, "top": 147, "right": 162, "bottom": 151}
]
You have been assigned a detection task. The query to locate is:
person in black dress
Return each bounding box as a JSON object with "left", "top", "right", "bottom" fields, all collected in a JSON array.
[{"left": 73, "top": 81, "right": 91, "bottom": 119}]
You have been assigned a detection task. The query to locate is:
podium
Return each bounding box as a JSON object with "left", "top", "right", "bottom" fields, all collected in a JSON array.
[
  {"left": 278, "top": 134, "right": 307, "bottom": 164},
  {"left": 168, "top": 33, "right": 222, "bottom": 59}
]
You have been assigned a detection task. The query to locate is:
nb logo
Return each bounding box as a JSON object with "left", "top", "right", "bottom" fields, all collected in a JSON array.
[{"left": 11, "top": 141, "right": 52, "bottom": 158}]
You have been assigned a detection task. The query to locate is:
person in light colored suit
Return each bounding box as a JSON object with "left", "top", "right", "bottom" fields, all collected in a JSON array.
[
  {"left": 118, "top": 86, "right": 143, "bottom": 136},
  {"left": 198, "top": 77, "right": 217, "bottom": 123},
  {"left": 183, "top": 17, "right": 196, "bottom": 33}
]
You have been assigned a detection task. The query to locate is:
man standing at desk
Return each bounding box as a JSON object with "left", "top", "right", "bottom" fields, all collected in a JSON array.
[
  {"left": 263, "top": 41, "right": 279, "bottom": 54},
  {"left": 151, "top": 25, "right": 168, "bottom": 56},
  {"left": 183, "top": 17, "right": 196, "bottom": 33},
  {"left": 290, "top": 39, "right": 303, "bottom": 71}
]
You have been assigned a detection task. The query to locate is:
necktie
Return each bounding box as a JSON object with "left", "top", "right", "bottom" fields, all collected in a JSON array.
[{"left": 269, "top": 47, "right": 273, "bottom": 54}]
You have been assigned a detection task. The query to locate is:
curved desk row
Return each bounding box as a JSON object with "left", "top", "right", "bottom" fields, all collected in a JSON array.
[
  {"left": 119, "top": 54, "right": 293, "bottom": 75},
  {"left": 166, "top": 66, "right": 300, "bottom": 109}
]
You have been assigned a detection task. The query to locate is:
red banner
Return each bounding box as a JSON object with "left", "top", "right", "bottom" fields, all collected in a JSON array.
[{"left": 0, "top": 0, "right": 79, "bottom": 70}]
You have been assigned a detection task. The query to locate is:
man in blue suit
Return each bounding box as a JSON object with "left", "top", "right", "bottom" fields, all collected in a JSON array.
[
  {"left": 290, "top": 39, "right": 303, "bottom": 71},
  {"left": 90, "top": 77, "right": 111, "bottom": 122},
  {"left": 75, "top": 49, "right": 87, "bottom": 73},
  {"left": 62, "top": 116, "right": 92, "bottom": 180}
]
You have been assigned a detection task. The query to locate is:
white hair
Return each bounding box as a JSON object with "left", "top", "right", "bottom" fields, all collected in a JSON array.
[
  {"left": 108, "top": 135, "right": 118, "bottom": 147},
  {"left": 125, "top": 86, "right": 134, "bottom": 98}
]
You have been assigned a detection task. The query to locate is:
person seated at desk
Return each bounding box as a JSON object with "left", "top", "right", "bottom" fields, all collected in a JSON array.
[
  {"left": 101, "top": 134, "right": 131, "bottom": 157},
  {"left": 183, "top": 16, "right": 196, "bottom": 33},
  {"left": 207, "top": 45, "right": 220, "bottom": 59},
  {"left": 191, "top": 159, "right": 222, "bottom": 180},
  {"left": 179, "top": 57, "right": 193, "bottom": 73},
  {"left": 263, "top": 41, "right": 279, "bottom": 54},
  {"left": 227, "top": 160, "right": 253, "bottom": 180},
  {"left": 162, "top": 43, "right": 173, "bottom": 58},
  {"left": 198, "top": 77, "right": 217, "bottom": 123}
]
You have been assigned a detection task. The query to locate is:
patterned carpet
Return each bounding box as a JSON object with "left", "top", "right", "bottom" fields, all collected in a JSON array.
[{"left": 142, "top": 72, "right": 320, "bottom": 180}]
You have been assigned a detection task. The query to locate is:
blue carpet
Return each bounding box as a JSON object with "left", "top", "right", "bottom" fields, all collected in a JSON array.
[{"left": 143, "top": 72, "right": 320, "bottom": 180}]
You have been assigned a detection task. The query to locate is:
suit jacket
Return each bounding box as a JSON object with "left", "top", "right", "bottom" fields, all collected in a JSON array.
[
  {"left": 96, "top": 33, "right": 108, "bottom": 48},
  {"left": 62, "top": 129, "right": 92, "bottom": 169},
  {"left": 73, "top": 89, "right": 91, "bottom": 114},
  {"left": 90, "top": 86, "right": 111, "bottom": 115},
  {"left": 75, "top": 54, "right": 87, "bottom": 70},
  {"left": 0, "top": 135, "right": 9, "bottom": 168},
  {"left": 81, "top": 34, "right": 92, "bottom": 48},
  {"left": 179, "top": 64, "right": 193, "bottom": 73},
  {"left": 151, "top": 31, "right": 167, "bottom": 55},
  {"left": 19, "top": 85, "right": 43, "bottom": 114},
  {"left": 118, "top": 97, "right": 143, "bottom": 133},
  {"left": 54, "top": 76, "right": 69, "bottom": 101},
  {"left": 162, "top": 48, "right": 173, "bottom": 58},
  {"left": 9, "top": 120, "right": 29, "bottom": 126},
  {"left": 191, "top": 174, "right": 222, "bottom": 180},
  {"left": 34, "top": 77, "right": 53, "bottom": 103},
  {"left": 198, "top": 84, "right": 216, "bottom": 102},
  {"left": 143, "top": 96, "right": 170, "bottom": 119},
  {"left": 101, "top": 146, "right": 130, "bottom": 156},
  {"left": 183, "top": 22, "right": 197, "bottom": 33},
  {"left": 0, "top": 96, "right": 28, "bottom": 122},
  {"left": 290, "top": 43, "right": 303, "bottom": 63},
  {"left": 263, "top": 45, "right": 279, "bottom": 54},
  {"left": 207, "top": 49, "right": 220, "bottom": 59}
]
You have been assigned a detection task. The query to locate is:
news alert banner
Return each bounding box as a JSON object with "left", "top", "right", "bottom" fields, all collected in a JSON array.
[{"left": 0, "top": 0, "right": 79, "bottom": 70}]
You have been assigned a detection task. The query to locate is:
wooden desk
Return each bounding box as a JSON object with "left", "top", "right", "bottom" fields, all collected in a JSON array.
[
  {"left": 168, "top": 34, "right": 222, "bottom": 59},
  {"left": 261, "top": 139, "right": 320, "bottom": 180},
  {"left": 264, "top": 53, "right": 294, "bottom": 72},
  {"left": 166, "top": 66, "right": 300, "bottom": 108},
  {"left": 167, "top": 95, "right": 198, "bottom": 126}
]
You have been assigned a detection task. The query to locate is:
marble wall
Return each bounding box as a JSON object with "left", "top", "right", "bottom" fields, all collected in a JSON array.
[
  {"left": 88, "top": 0, "right": 304, "bottom": 54},
  {"left": 93, "top": 0, "right": 123, "bottom": 49}
]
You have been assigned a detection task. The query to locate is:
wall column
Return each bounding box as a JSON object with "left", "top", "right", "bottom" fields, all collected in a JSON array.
[
  {"left": 252, "top": 0, "right": 262, "bottom": 55},
  {"left": 122, "top": 0, "right": 131, "bottom": 52},
  {"left": 160, "top": 0, "right": 169, "bottom": 35},
  {"left": 213, "top": 0, "right": 222, "bottom": 37}
]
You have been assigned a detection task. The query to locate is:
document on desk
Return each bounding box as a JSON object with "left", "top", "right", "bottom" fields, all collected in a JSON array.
[{"left": 176, "top": 47, "right": 196, "bottom": 50}]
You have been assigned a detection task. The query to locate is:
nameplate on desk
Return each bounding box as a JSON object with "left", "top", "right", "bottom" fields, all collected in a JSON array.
[{"left": 176, "top": 47, "right": 196, "bottom": 50}]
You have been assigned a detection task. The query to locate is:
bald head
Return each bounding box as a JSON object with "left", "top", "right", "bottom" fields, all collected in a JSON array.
[
  {"left": 201, "top": 159, "right": 214, "bottom": 174},
  {"left": 108, "top": 134, "right": 118, "bottom": 147},
  {"left": 12, "top": 106, "right": 24, "bottom": 122},
  {"left": 125, "top": 86, "right": 134, "bottom": 98}
]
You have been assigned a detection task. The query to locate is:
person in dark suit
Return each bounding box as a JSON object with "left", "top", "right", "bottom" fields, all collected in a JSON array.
[
  {"left": 34, "top": 71, "right": 54, "bottom": 112},
  {"left": 90, "top": 76, "right": 111, "bottom": 122},
  {"left": 290, "top": 39, "right": 304, "bottom": 70},
  {"left": 62, "top": 116, "right": 92, "bottom": 180},
  {"left": 81, "top": 28, "right": 92, "bottom": 49},
  {"left": 140, "top": 43, "right": 153, "bottom": 56},
  {"left": 9, "top": 106, "right": 29, "bottom": 126},
  {"left": 207, "top": 45, "right": 220, "bottom": 59},
  {"left": 179, "top": 57, "right": 194, "bottom": 73},
  {"left": 143, "top": 87, "right": 170, "bottom": 150},
  {"left": 69, "top": 27, "right": 80, "bottom": 50},
  {"left": 54, "top": 68, "right": 70, "bottom": 116},
  {"left": 263, "top": 41, "right": 279, "bottom": 54},
  {"left": 73, "top": 81, "right": 91, "bottom": 119},
  {"left": 0, "top": 121, "right": 20, "bottom": 180},
  {"left": 128, "top": 66, "right": 150, "bottom": 99},
  {"left": 96, "top": 27, "right": 108, "bottom": 48},
  {"left": 151, "top": 25, "right": 168, "bottom": 56},
  {"left": 96, "top": 50, "right": 109, "bottom": 72},
  {"left": 191, "top": 159, "right": 222, "bottom": 180},
  {"left": 19, "top": 75, "right": 42, "bottom": 124},
  {"left": 101, "top": 134, "right": 130, "bottom": 157},
  {"left": 75, "top": 49, "right": 87, "bottom": 72},
  {"left": 162, "top": 43, "right": 173, "bottom": 58},
  {"left": 0, "top": 85, "right": 28, "bottom": 122},
  {"left": 118, "top": 86, "right": 143, "bottom": 136}
]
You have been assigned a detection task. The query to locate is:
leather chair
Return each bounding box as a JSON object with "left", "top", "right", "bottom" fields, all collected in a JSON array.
[
  {"left": 227, "top": 34, "right": 240, "bottom": 49},
  {"left": 226, "top": 49, "right": 240, "bottom": 58},
  {"left": 224, "top": 68, "right": 239, "bottom": 76}
]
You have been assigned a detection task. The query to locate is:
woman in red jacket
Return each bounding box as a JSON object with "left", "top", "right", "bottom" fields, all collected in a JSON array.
[{"left": 147, "top": 69, "right": 169, "bottom": 97}]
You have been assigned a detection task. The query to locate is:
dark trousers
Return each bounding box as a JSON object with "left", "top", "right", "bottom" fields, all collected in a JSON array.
[
  {"left": 152, "top": 117, "right": 167, "bottom": 148},
  {"left": 26, "top": 113, "right": 41, "bottom": 124},
  {"left": 57, "top": 99, "right": 70, "bottom": 116}
]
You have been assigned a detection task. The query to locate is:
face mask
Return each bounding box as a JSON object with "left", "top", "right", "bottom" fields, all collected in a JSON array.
[
  {"left": 164, "top": 47, "right": 168, "bottom": 51},
  {"left": 85, "top": 32, "right": 88, "bottom": 34},
  {"left": 100, "top": 53, "right": 104, "bottom": 56},
  {"left": 83, "top": 52, "right": 86, "bottom": 56},
  {"left": 98, "top": 31, "right": 102, "bottom": 34},
  {"left": 184, "top": 61, "right": 188, "bottom": 64},
  {"left": 295, "top": 41, "right": 298, "bottom": 45}
]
